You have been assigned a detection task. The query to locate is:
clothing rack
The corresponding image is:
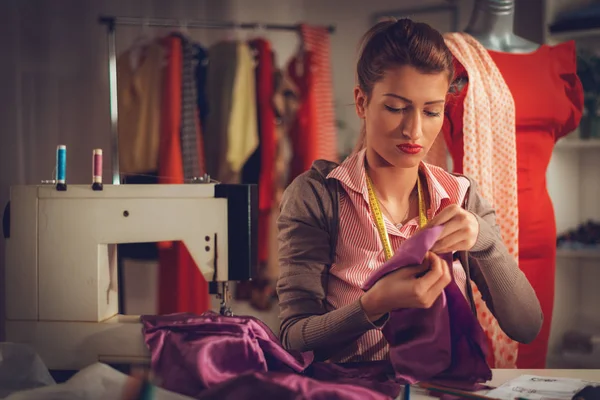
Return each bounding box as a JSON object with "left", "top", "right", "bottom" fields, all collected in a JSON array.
[{"left": 98, "top": 15, "right": 336, "bottom": 185}]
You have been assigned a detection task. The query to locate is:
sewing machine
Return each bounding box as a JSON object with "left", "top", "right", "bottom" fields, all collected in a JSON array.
[{"left": 3, "top": 181, "right": 257, "bottom": 371}]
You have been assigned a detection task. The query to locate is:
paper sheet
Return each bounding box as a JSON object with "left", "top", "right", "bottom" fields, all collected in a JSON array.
[{"left": 486, "top": 375, "right": 596, "bottom": 400}]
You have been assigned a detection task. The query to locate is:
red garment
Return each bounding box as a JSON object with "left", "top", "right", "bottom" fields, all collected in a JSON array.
[
  {"left": 300, "top": 25, "right": 339, "bottom": 163},
  {"left": 157, "top": 35, "right": 210, "bottom": 315},
  {"left": 288, "top": 52, "right": 319, "bottom": 181},
  {"left": 250, "top": 38, "right": 276, "bottom": 264},
  {"left": 443, "top": 41, "right": 584, "bottom": 368}
]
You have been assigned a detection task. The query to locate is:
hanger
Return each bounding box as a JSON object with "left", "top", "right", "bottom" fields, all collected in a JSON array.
[
  {"left": 129, "top": 18, "right": 152, "bottom": 70},
  {"left": 179, "top": 19, "right": 190, "bottom": 36},
  {"left": 294, "top": 29, "right": 305, "bottom": 78},
  {"left": 249, "top": 22, "right": 267, "bottom": 41},
  {"left": 247, "top": 23, "right": 265, "bottom": 65}
]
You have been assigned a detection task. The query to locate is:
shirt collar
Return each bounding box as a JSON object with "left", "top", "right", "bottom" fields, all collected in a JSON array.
[
  {"left": 327, "top": 149, "right": 452, "bottom": 217},
  {"left": 327, "top": 149, "right": 369, "bottom": 201},
  {"left": 421, "top": 162, "right": 452, "bottom": 216}
]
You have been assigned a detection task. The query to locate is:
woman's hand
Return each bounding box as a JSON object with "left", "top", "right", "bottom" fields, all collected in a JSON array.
[
  {"left": 360, "top": 251, "right": 452, "bottom": 321},
  {"left": 426, "top": 204, "right": 479, "bottom": 253}
]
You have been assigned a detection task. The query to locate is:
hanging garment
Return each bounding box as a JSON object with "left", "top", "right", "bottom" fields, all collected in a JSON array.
[
  {"left": 117, "top": 39, "right": 165, "bottom": 175},
  {"left": 194, "top": 44, "right": 209, "bottom": 133},
  {"left": 179, "top": 35, "right": 204, "bottom": 179},
  {"left": 204, "top": 41, "right": 258, "bottom": 184},
  {"left": 287, "top": 51, "right": 319, "bottom": 181},
  {"left": 245, "top": 38, "right": 276, "bottom": 266},
  {"left": 205, "top": 41, "right": 259, "bottom": 183},
  {"left": 361, "top": 226, "right": 492, "bottom": 390},
  {"left": 443, "top": 32, "right": 520, "bottom": 368},
  {"left": 204, "top": 41, "right": 237, "bottom": 181},
  {"left": 272, "top": 69, "right": 299, "bottom": 192},
  {"left": 299, "top": 25, "right": 339, "bottom": 163},
  {"left": 157, "top": 35, "right": 210, "bottom": 316},
  {"left": 443, "top": 38, "right": 584, "bottom": 368},
  {"left": 235, "top": 67, "right": 300, "bottom": 308},
  {"left": 238, "top": 40, "right": 278, "bottom": 310},
  {"left": 224, "top": 42, "right": 259, "bottom": 183},
  {"left": 141, "top": 312, "right": 397, "bottom": 400}
]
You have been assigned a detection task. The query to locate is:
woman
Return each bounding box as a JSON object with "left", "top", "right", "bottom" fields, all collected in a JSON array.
[{"left": 276, "top": 19, "right": 542, "bottom": 364}]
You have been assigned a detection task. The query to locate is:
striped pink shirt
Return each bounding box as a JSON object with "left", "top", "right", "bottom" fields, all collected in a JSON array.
[{"left": 326, "top": 149, "right": 471, "bottom": 362}]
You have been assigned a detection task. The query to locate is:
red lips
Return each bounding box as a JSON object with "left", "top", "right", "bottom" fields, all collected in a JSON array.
[{"left": 397, "top": 144, "right": 423, "bottom": 155}]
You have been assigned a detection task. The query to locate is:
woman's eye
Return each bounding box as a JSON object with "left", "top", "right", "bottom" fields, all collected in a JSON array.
[
  {"left": 425, "top": 111, "right": 441, "bottom": 117},
  {"left": 385, "top": 105, "right": 406, "bottom": 113}
]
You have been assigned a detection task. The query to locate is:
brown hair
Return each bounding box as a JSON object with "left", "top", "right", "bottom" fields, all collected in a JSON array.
[{"left": 353, "top": 18, "right": 454, "bottom": 153}]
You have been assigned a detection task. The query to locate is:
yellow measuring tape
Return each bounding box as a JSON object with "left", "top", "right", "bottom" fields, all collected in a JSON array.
[{"left": 366, "top": 171, "right": 428, "bottom": 261}]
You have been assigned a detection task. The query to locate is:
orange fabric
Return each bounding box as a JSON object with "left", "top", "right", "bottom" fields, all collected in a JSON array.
[
  {"left": 443, "top": 33, "right": 520, "bottom": 369},
  {"left": 286, "top": 25, "right": 338, "bottom": 182},
  {"left": 443, "top": 39, "right": 584, "bottom": 368},
  {"left": 157, "top": 36, "right": 184, "bottom": 188},
  {"left": 288, "top": 52, "right": 320, "bottom": 180},
  {"left": 157, "top": 35, "right": 210, "bottom": 315},
  {"left": 251, "top": 38, "right": 277, "bottom": 264},
  {"left": 300, "top": 25, "right": 339, "bottom": 163}
]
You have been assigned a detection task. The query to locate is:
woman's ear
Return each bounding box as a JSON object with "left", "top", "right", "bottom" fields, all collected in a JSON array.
[{"left": 354, "top": 86, "right": 367, "bottom": 119}]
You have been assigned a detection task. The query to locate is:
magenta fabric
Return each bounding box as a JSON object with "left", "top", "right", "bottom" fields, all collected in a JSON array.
[
  {"left": 140, "top": 226, "right": 491, "bottom": 399},
  {"left": 195, "top": 371, "right": 391, "bottom": 400},
  {"left": 141, "top": 312, "right": 399, "bottom": 399},
  {"left": 361, "top": 226, "right": 492, "bottom": 389}
]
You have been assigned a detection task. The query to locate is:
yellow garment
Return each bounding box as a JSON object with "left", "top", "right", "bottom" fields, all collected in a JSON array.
[
  {"left": 205, "top": 41, "right": 237, "bottom": 181},
  {"left": 221, "top": 42, "right": 259, "bottom": 183},
  {"left": 117, "top": 40, "right": 164, "bottom": 175}
]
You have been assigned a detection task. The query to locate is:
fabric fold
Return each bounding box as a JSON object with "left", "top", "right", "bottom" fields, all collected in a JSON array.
[{"left": 361, "top": 226, "right": 492, "bottom": 388}]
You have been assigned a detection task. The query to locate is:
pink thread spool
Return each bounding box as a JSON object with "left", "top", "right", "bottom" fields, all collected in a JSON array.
[{"left": 92, "top": 149, "right": 103, "bottom": 190}]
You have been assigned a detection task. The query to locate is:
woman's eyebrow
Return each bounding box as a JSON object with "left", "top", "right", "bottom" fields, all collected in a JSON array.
[{"left": 383, "top": 93, "right": 444, "bottom": 105}]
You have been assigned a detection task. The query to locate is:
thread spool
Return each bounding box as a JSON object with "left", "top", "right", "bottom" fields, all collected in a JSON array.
[
  {"left": 92, "top": 149, "right": 103, "bottom": 191},
  {"left": 56, "top": 145, "right": 67, "bottom": 191}
]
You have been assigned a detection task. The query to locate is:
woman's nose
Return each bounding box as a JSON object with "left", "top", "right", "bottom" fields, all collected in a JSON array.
[{"left": 401, "top": 110, "right": 423, "bottom": 140}]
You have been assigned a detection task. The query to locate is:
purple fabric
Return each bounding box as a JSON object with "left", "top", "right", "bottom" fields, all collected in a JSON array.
[
  {"left": 195, "top": 371, "right": 391, "bottom": 400},
  {"left": 140, "top": 226, "right": 491, "bottom": 399},
  {"left": 141, "top": 312, "right": 312, "bottom": 397},
  {"left": 361, "top": 226, "right": 492, "bottom": 389},
  {"left": 141, "top": 312, "right": 399, "bottom": 399}
]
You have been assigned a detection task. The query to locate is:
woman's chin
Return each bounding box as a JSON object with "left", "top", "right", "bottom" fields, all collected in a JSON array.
[{"left": 390, "top": 153, "right": 423, "bottom": 169}]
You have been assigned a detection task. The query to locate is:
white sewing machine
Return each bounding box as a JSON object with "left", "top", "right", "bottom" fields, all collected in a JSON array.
[{"left": 3, "top": 181, "right": 257, "bottom": 372}]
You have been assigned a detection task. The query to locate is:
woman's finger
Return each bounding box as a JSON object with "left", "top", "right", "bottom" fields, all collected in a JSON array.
[
  {"left": 394, "top": 261, "right": 431, "bottom": 279},
  {"left": 435, "top": 216, "right": 462, "bottom": 241},
  {"left": 424, "top": 205, "right": 460, "bottom": 228},
  {"left": 434, "top": 239, "right": 469, "bottom": 254},
  {"left": 413, "top": 252, "right": 443, "bottom": 289},
  {"left": 431, "top": 231, "right": 464, "bottom": 253},
  {"left": 423, "top": 258, "right": 451, "bottom": 301}
]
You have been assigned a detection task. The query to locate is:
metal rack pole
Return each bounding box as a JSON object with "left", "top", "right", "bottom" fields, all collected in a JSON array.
[
  {"left": 98, "top": 15, "right": 335, "bottom": 33},
  {"left": 104, "top": 18, "right": 121, "bottom": 185}
]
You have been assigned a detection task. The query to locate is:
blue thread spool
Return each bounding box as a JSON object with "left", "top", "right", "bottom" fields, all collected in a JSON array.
[{"left": 56, "top": 145, "right": 67, "bottom": 191}]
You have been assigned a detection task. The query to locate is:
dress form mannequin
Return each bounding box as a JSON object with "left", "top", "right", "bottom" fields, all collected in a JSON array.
[
  {"left": 443, "top": 0, "right": 584, "bottom": 369},
  {"left": 424, "top": 0, "right": 538, "bottom": 169},
  {"left": 464, "top": 0, "right": 539, "bottom": 53}
]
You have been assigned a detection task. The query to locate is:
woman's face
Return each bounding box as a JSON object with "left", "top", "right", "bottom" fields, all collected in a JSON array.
[{"left": 354, "top": 65, "right": 449, "bottom": 168}]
